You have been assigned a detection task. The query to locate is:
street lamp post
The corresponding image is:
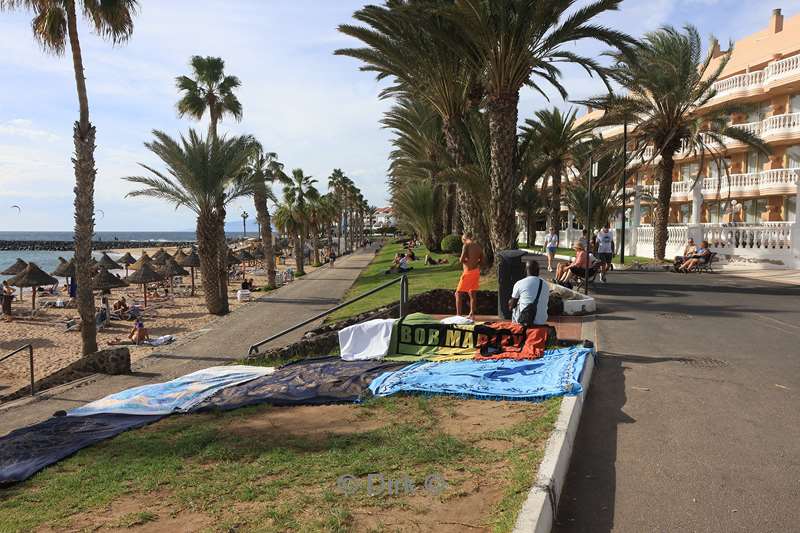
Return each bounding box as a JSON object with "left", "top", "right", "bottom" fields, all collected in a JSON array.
[
  {"left": 586, "top": 160, "right": 598, "bottom": 295},
  {"left": 241, "top": 211, "right": 249, "bottom": 238},
  {"left": 620, "top": 119, "right": 628, "bottom": 265}
]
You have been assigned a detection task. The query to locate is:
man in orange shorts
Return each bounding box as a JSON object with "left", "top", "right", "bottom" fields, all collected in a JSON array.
[{"left": 455, "top": 233, "right": 484, "bottom": 320}]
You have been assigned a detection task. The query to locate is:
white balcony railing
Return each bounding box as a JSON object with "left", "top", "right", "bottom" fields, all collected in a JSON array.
[
  {"left": 637, "top": 169, "right": 799, "bottom": 199},
  {"left": 711, "top": 54, "right": 800, "bottom": 100}
]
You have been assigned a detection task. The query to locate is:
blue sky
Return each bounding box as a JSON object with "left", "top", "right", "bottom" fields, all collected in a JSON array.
[{"left": 1, "top": 0, "right": 799, "bottom": 231}]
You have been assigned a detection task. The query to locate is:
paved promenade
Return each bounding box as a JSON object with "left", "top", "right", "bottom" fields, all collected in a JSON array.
[
  {"left": 0, "top": 247, "right": 377, "bottom": 437},
  {"left": 554, "top": 268, "right": 800, "bottom": 532}
]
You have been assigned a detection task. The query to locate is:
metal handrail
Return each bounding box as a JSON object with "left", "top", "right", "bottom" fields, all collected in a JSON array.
[
  {"left": 248, "top": 274, "right": 408, "bottom": 355},
  {"left": 0, "top": 344, "right": 34, "bottom": 396}
]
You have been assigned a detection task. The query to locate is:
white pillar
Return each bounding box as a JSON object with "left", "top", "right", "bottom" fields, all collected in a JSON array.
[
  {"left": 630, "top": 184, "right": 642, "bottom": 256},
  {"left": 792, "top": 175, "right": 800, "bottom": 267},
  {"left": 566, "top": 210, "right": 575, "bottom": 248},
  {"left": 688, "top": 182, "right": 704, "bottom": 244}
]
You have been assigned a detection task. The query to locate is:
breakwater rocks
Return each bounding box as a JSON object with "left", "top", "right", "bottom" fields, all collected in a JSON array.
[{"left": 0, "top": 240, "right": 195, "bottom": 252}]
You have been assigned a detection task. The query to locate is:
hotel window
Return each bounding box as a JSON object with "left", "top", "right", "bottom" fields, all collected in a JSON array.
[
  {"left": 786, "top": 145, "right": 800, "bottom": 168},
  {"left": 790, "top": 94, "right": 800, "bottom": 113},
  {"left": 679, "top": 203, "right": 690, "bottom": 222},
  {"left": 746, "top": 102, "right": 768, "bottom": 123},
  {"left": 785, "top": 196, "right": 796, "bottom": 222},
  {"left": 680, "top": 163, "right": 700, "bottom": 182},
  {"left": 747, "top": 150, "right": 765, "bottom": 173},
  {"left": 707, "top": 202, "right": 721, "bottom": 224},
  {"left": 742, "top": 198, "right": 767, "bottom": 223},
  {"left": 708, "top": 158, "right": 731, "bottom": 178}
]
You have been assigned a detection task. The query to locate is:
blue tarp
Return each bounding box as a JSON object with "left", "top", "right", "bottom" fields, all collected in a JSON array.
[
  {"left": 69, "top": 365, "right": 274, "bottom": 416},
  {"left": 368, "top": 346, "right": 591, "bottom": 401},
  {"left": 0, "top": 414, "right": 162, "bottom": 485}
]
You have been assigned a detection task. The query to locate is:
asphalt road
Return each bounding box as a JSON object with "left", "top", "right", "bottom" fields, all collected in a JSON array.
[{"left": 553, "top": 268, "right": 800, "bottom": 533}]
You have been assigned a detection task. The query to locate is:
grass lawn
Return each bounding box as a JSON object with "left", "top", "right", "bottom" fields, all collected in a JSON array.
[
  {"left": 0, "top": 397, "right": 559, "bottom": 532},
  {"left": 0, "top": 242, "right": 563, "bottom": 533},
  {"left": 328, "top": 242, "right": 497, "bottom": 322}
]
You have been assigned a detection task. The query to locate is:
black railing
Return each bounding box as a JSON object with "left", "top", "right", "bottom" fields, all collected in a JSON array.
[
  {"left": 248, "top": 274, "right": 409, "bottom": 355},
  {"left": 0, "top": 344, "right": 34, "bottom": 396}
]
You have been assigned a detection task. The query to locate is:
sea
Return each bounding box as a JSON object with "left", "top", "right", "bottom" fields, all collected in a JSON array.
[{"left": 0, "top": 231, "right": 248, "bottom": 279}]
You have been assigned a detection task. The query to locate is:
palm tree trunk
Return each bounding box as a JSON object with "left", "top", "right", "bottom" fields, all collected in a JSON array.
[
  {"left": 66, "top": 2, "right": 97, "bottom": 356},
  {"left": 342, "top": 209, "right": 349, "bottom": 253},
  {"left": 431, "top": 183, "right": 445, "bottom": 251},
  {"left": 549, "top": 162, "right": 563, "bottom": 231},
  {"left": 252, "top": 182, "right": 276, "bottom": 288},
  {"left": 486, "top": 93, "right": 521, "bottom": 253},
  {"left": 216, "top": 203, "right": 229, "bottom": 314},
  {"left": 654, "top": 152, "right": 676, "bottom": 260},
  {"left": 312, "top": 224, "right": 320, "bottom": 265},
  {"left": 197, "top": 212, "right": 226, "bottom": 314}
]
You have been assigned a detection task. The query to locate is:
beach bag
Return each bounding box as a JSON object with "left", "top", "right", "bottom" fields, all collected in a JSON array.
[{"left": 516, "top": 279, "right": 544, "bottom": 327}]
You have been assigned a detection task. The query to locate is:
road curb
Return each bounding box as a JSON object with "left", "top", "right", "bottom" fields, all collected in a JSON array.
[{"left": 513, "top": 316, "right": 597, "bottom": 533}]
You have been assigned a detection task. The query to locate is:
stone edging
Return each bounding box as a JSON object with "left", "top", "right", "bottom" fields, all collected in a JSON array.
[{"left": 512, "top": 316, "right": 597, "bottom": 533}]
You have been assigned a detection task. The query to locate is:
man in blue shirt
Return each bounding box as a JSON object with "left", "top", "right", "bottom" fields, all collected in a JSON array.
[{"left": 509, "top": 260, "right": 550, "bottom": 326}]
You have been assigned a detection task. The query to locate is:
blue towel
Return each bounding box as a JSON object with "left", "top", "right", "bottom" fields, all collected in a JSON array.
[{"left": 368, "top": 346, "right": 590, "bottom": 401}]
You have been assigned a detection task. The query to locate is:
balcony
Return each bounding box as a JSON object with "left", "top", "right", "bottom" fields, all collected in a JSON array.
[
  {"left": 709, "top": 54, "right": 800, "bottom": 103},
  {"left": 639, "top": 169, "right": 798, "bottom": 201}
]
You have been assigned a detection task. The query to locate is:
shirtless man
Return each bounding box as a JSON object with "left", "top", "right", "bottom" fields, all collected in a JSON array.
[{"left": 455, "top": 233, "right": 484, "bottom": 319}]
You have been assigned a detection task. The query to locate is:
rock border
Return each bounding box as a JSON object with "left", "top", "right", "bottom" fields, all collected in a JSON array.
[{"left": 513, "top": 316, "right": 596, "bottom": 533}]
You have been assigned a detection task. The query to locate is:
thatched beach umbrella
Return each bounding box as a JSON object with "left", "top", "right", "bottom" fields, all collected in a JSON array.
[
  {"left": 98, "top": 252, "right": 121, "bottom": 271},
  {"left": 130, "top": 252, "right": 152, "bottom": 270},
  {"left": 50, "top": 257, "right": 69, "bottom": 277},
  {"left": 92, "top": 268, "right": 129, "bottom": 326},
  {"left": 118, "top": 252, "right": 136, "bottom": 277},
  {"left": 226, "top": 249, "right": 241, "bottom": 266},
  {"left": 125, "top": 262, "right": 164, "bottom": 307},
  {"left": 1, "top": 258, "right": 28, "bottom": 276},
  {"left": 7, "top": 262, "right": 57, "bottom": 311},
  {"left": 173, "top": 248, "right": 187, "bottom": 264},
  {"left": 151, "top": 248, "right": 170, "bottom": 266},
  {"left": 237, "top": 249, "right": 255, "bottom": 262},
  {"left": 177, "top": 250, "right": 200, "bottom": 295},
  {"left": 161, "top": 258, "right": 189, "bottom": 289}
]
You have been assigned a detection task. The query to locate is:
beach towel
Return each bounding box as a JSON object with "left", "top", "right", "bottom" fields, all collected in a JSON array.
[
  {"left": 144, "top": 334, "right": 175, "bottom": 347},
  {"left": 440, "top": 315, "right": 474, "bottom": 325},
  {"left": 472, "top": 322, "right": 551, "bottom": 360},
  {"left": 0, "top": 414, "right": 162, "bottom": 485},
  {"left": 68, "top": 365, "right": 274, "bottom": 416},
  {"left": 195, "top": 357, "right": 407, "bottom": 410},
  {"left": 339, "top": 318, "right": 396, "bottom": 361},
  {"left": 368, "top": 346, "right": 590, "bottom": 401}
]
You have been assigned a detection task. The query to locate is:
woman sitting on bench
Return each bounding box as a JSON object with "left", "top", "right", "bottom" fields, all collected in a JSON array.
[
  {"left": 678, "top": 240, "right": 711, "bottom": 272},
  {"left": 555, "top": 243, "right": 595, "bottom": 283}
]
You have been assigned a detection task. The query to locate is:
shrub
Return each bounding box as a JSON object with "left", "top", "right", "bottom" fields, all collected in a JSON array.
[{"left": 440, "top": 234, "right": 462, "bottom": 254}]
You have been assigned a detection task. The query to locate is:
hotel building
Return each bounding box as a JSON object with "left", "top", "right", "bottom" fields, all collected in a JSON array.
[{"left": 531, "top": 8, "right": 800, "bottom": 267}]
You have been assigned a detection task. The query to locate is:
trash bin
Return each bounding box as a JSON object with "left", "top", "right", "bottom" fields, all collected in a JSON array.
[{"left": 496, "top": 249, "right": 535, "bottom": 319}]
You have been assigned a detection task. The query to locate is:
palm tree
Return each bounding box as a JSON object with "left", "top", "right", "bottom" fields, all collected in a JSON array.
[
  {"left": 440, "top": 0, "right": 631, "bottom": 253},
  {"left": 327, "top": 169, "right": 348, "bottom": 253},
  {"left": 246, "top": 144, "right": 283, "bottom": 288},
  {"left": 280, "top": 169, "right": 319, "bottom": 275},
  {"left": 582, "top": 25, "right": 770, "bottom": 259},
  {"left": 176, "top": 56, "right": 243, "bottom": 140},
  {"left": 393, "top": 180, "right": 437, "bottom": 249},
  {"left": 2, "top": 0, "right": 138, "bottom": 356},
  {"left": 521, "top": 107, "right": 597, "bottom": 230},
  {"left": 337, "top": 2, "right": 485, "bottom": 255},
  {"left": 123, "top": 130, "right": 255, "bottom": 314}
]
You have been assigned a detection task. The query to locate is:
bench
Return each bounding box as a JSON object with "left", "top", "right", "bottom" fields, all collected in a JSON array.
[{"left": 693, "top": 252, "right": 717, "bottom": 273}]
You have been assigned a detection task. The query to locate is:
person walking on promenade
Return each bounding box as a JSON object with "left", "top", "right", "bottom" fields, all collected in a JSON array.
[
  {"left": 544, "top": 227, "right": 559, "bottom": 272},
  {"left": 455, "top": 233, "right": 484, "bottom": 320}
]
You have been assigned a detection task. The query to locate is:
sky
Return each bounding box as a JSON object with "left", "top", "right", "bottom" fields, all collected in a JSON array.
[{"left": 1, "top": 0, "right": 800, "bottom": 232}]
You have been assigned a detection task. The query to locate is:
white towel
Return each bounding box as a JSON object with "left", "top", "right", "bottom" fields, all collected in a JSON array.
[
  {"left": 339, "top": 319, "right": 397, "bottom": 361},
  {"left": 440, "top": 315, "right": 474, "bottom": 325}
]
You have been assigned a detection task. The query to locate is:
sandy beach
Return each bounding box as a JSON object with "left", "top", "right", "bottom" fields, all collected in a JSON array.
[{"left": 0, "top": 248, "right": 319, "bottom": 398}]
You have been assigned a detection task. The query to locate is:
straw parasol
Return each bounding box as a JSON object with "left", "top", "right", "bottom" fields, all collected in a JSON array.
[
  {"left": 118, "top": 252, "right": 136, "bottom": 276},
  {"left": 6, "top": 262, "right": 57, "bottom": 311},
  {"left": 237, "top": 249, "right": 255, "bottom": 262},
  {"left": 151, "top": 248, "right": 170, "bottom": 265},
  {"left": 1, "top": 258, "right": 28, "bottom": 276},
  {"left": 98, "top": 252, "right": 122, "bottom": 271},
  {"left": 130, "top": 252, "right": 152, "bottom": 270},
  {"left": 92, "top": 267, "right": 129, "bottom": 291},
  {"left": 177, "top": 250, "right": 200, "bottom": 295},
  {"left": 50, "top": 257, "right": 69, "bottom": 277},
  {"left": 125, "top": 262, "right": 164, "bottom": 307},
  {"left": 226, "top": 249, "right": 241, "bottom": 266},
  {"left": 173, "top": 248, "right": 187, "bottom": 264}
]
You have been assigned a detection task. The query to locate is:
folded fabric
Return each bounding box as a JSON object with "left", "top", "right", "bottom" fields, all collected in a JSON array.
[
  {"left": 390, "top": 312, "right": 483, "bottom": 358},
  {"left": 473, "top": 322, "right": 551, "bottom": 360},
  {"left": 0, "top": 414, "right": 162, "bottom": 484},
  {"left": 195, "top": 356, "right": 407, "bottom": 410},
  {"left": 439, "top": 315, "right": 474, "bottom": 325},
  {"left": 69, "top": 365, "right": 274, "bottom": 416},
  {"left": 339, "top": 318, "right": 397, "bottom": 361},
  {"left": 144, "top": 334, "right": 175, "bottom": 347},
  {"left": 368, "top": 346, "right": 590, "bottom": 401}
]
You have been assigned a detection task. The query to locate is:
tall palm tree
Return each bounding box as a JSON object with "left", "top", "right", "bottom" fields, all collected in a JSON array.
[
  {"left": 337, "top": 1, "right": 486, "bottom": 256},
  {"left": 441, "top": 0, "right": 631, "bottom": 253},
  {"left": 393, "top": 180, "right": 437, "bottom": 249},
  {"left": 245, "top": 144, "right": 283, "bottom": 288},
  {"left": 327, "top": 169, "right": 348, "bottom": 253},
  {"left": 281, "top": 169, "right": 319, "bottom": 275},
  {"left": 176, "top": 56, "right": 243, "bottom": 140},
  {"left": 521, "top": 107, "right": 596, "bottom": 230},
  {"left": 582, "top": 25, "right": 770, "bottom": 259},
  {"left": 2, "top": 0, "right": 138, "bottom": 356},
  {"left": 124, "top": 130, "right": 255, "bottom": 315}
]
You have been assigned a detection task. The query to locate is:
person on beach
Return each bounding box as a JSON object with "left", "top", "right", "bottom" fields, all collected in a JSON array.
[
  {"left": 595, "top": 223, "right": 615, "bottom": 282},
  {"left": 2, "top": 280, "right": 14, "bottom": 319},
  {"left": 455, "top": 233, "right": 484, "bottom": 319},
  {"left": 544, "top": 227, "right": 559, "bottom": 272}
]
